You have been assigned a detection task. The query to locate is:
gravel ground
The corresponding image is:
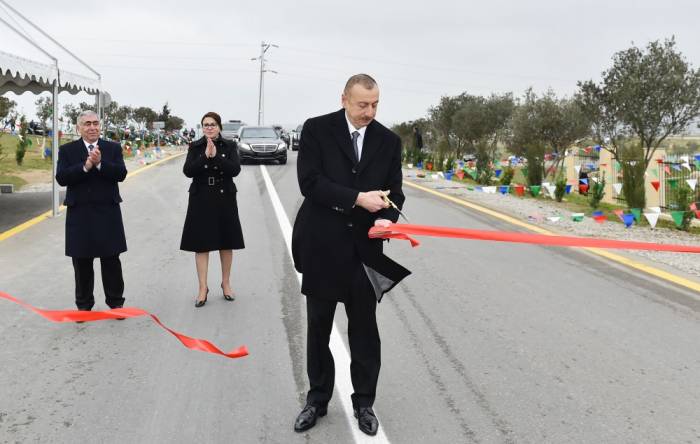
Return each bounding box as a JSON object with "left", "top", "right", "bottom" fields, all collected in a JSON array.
[{"left": 405, "top": 169, "right": 700, "bottom": 278}]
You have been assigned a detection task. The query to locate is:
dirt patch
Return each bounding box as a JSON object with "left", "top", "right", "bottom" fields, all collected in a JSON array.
[{"left": 16, "top": 169, "right": 52, "bottom": 187}]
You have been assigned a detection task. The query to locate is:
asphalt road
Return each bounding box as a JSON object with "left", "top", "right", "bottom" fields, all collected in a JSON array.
[{"left": 1, "top": 151, "right": 699, "bottom": 443}]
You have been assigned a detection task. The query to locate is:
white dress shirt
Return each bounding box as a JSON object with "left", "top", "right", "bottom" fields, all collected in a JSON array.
[{"left": 83, "top": 139, "right": 101, "bottom": 171}]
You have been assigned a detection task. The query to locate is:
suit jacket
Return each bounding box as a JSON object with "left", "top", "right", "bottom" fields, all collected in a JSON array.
[
  {"left": 292, "top": 109, "right": 410, "bottom": 302},
  {"left": 55, "top": 138, "right": 127, "bottom": 258}
]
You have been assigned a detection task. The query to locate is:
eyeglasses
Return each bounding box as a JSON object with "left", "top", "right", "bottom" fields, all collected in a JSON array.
[
  {"left": 81, "top": 120, "right": 100, "bottom": 127},
  {"left": 202, "top": 123, "right": 218, "bottom": 128}
]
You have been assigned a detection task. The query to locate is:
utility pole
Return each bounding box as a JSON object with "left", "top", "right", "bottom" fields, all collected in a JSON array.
[{"left": 251, "top": 41, "right": 278, "bottom": 125}]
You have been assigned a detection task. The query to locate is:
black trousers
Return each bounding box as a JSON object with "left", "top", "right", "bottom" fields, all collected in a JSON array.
[
  {"left": 72, "top": 255, "right": 124, "bottom": 310},
  {"left": 306, "top": 265, "right": 380, "bottom": 409}
]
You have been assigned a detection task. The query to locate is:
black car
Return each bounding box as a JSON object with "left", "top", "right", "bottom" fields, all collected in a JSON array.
[
  {"left": 290, "top": 124, "right": 302, "bottom": 151},
  {"left": 237, "top": 126, "right": 287, "bottom": 164}
]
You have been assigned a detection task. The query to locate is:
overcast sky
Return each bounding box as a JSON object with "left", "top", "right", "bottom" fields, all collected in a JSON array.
[{"left": 2, "top": 0, "right": 700, "bottom": 130}]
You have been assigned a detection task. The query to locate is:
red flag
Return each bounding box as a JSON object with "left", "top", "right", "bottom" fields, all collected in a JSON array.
[
  {"left": 514, "top": 185, "right": 525, "bottom": 196},
  {"left": 651, "top": 180, "right": 660, "bottom": 191},
  {"left": 456, "top": 170, "right": 465, "bottom": 180},
  {"left": 579, "top": 184, "right": 589, "bottom": 193},
  {"left": 664, "top": 165, "right": 671, "bottom": 174}
]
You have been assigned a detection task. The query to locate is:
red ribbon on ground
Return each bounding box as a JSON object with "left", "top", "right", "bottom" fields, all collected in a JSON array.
[
  {"left": 0, "top": 291, "right": 249, "bottom": 359},
  {"left": 369, "top": 223, "right": 700, "bottom": 253}
]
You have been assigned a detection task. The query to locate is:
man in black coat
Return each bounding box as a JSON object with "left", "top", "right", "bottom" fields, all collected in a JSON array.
[
  {"left": 56, "top": 110, "right": 127, "bottom": 313},
  {"left": 292, "top": 74, "right": 410, "bottom": 436}
]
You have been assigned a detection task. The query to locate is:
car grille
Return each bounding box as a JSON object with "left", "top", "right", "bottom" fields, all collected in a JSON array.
[{"left": 251, "top": 144, "right": 278, "bottom": 153}]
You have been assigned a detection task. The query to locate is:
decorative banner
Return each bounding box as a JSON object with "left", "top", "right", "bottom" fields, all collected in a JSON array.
[
  {"left": 695, "top": 160, "right": 700, "bottom": 169},
  {"left": 368, "top": 224, "right": 700, "bottom": 253},
  {"left": 669, "top": 179, "right": 679, "bottom": 190},
  {"left": 691, "top": 203, "right": 700, "bottom": 219},
  {"left": 407, "top": 163, "right": 413, "bottom": 169},
  {"left": 613, "top": 183, "right": 623, "bottom": 195},
  {"left": 530, "top": 185, "right": 541, "bottom": 197},
  {"left": 647, "top": 206, "right": 661, "bottom": 213},
  {"left": 629, "top": 161, "right": 637, "bottom": 166},
  {"left": 547, "top": 216, "right": 561, "bottom": 222},
  {"left": 643, "top": 212, "right": 659, "bottom": 228},
  {"left": 579, "top": 178, "right": 588, "bottom": 185},
  {"left": 671, "top": 211, "right": 686, "bottom": 227},
  {"left": 469, "top": 169, "right": 478, "bottom": 180},
  {"left": 514, "top": 185, "right": 525, "bottom": 196},
  {"left": 591, "top": 177, "right": 599, "bottom": 183},
  {"left": 565, "top": 184, "right": 572, "bottom": 194},
  {"left": 498, "top": 185, "right": 509, "bottom": 195},
  {"left": 416, "top": 161, "right": 423, "bottom": 169},
  {"left": 484, "top": 186, "right": 497, "bottom": 194},
  {"left": 575, "top": 165, "right": 581, "bottom": 174},
  {"left": 613, "top": 209, "right": 625, "bottom": 222},
  {"left": 651, "top": 180, "right": 660, "bottom": 191},
  {"left": 592, "top": 212, "right": 607, "bottom": 223},
  {"left": 622, "top": 214, "right": 635, "bottom": 228},
  {"left": 0, "top": 292, "right": 249, "bottom": 360},
  {"left": 630, "top": 208, "right": 641, "bottom": 222},
  {"left": 495, "top": 169, "right": 502, "bottom": 178},
  {"left": 475, "top": 186, "right": 483, "bottom": 192},
  {"left": 672, "top": 164, "right": 682, "bottom": 171},
  {"left": 431, "top": 174, "right": 440, "bottom": 180},
  {"left": 664, "top": 165, "right": 671, "bottom": 174},
  {"left": 456, "top": 170, "right": 465, "bottom": 180},
  {"left": 466, "top": 185, "right": 474, "bottom": 190},
  {"left": 682, "top": 163, "right": 692, "bottom": 171},
  {"left": 437, "top": 171, "right": 445, "bottom": 179},
  {"left": 583, "top": 147, "right": 592, "bottom": 154},
  {"left": 545, "top": 185, "right": 556, "bottom": 198},
  {"left": 572, "top": 212, "right": 584, "bottom": 222},
  {"left": 594, "top": 145, "right": 602, "bottom": 152},
  {"left": 687, "top": 179, "right": 697, "bottom": 190},
  {"left": 579, "top": 184, "right": 589, "bottom": 193},
  {"left": 656, "top": 158, "right": 664, "bottom": 164},
  {"left": 695, "top": 154, "right": 700, "bottom": 162}
]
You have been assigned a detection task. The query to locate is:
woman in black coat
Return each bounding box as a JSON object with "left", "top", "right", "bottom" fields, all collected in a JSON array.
[{"left": 180, "top": 112, "right": 245, "bottom": 307}]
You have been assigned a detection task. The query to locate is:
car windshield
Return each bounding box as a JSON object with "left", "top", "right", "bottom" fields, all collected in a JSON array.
[
  {"left": 222, "top": 123, "right": 242, "bottom": 131},
  {"left": 240, "top": 128, "right": 278, "bottom": 139}
]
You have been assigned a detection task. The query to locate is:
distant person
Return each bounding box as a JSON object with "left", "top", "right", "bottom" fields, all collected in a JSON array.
[
  {"left": 189, "top": 128, "right": 196, "bottom": 141},
  {"left": 413, "top": 125, "right": 423, "bottom": 151},
  {"left": 180, "top": 112, "right": 245, "bottom": 307},
  {"left": 55, "top": 110, "right": 128, "bottom": 317}
]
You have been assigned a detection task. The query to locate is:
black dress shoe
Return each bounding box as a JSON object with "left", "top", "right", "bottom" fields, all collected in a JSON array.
[
  {"left": 111, "top": 305, "right": 125, "bottom": 320},
  {"left": 294, "top": 404, "right": 327, "bottom": 432},
  {"left": 354, "top": 407, "right": 378, "bottom": 436},
  {"left": 195, "top": 288, "right": 209, "bottom": 308},
  {"left": 75, "top": 308, "right": 91, "bottom": 324},
  {"left": 221, "top": 284, "right": 235, "bottom": 301}
]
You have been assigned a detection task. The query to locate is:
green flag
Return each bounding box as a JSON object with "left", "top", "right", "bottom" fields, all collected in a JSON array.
[
  {"left": 630, "top": 208, "right": 641, "bottom": 222},
  {"left": 671, "top": 210, "right": 685, "bottom": 227},
  {"left": 469, "top": 170, "right": 478, "bottom": 180},
  {"left": 669, "top": 179, "right": 678, "bottom": 189},
  {"left": 530, "top": 185, "right": 541, "bottom": 197},
  {"left": 651, "top": 169, "right": 658, "bottom": 178}
]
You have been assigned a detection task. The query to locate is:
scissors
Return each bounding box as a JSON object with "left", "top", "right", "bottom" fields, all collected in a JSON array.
[{"left": 381, "top": 191, "right": 410, "bottom": 223}]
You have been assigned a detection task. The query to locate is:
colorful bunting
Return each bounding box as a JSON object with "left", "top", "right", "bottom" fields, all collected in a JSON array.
[
  {"left": 671, "top": 211, "right": 686, "bottom": 228},
  {"left": 456, "top": 170, "right": 465, "bottom": 180},
  {"left": 647, "top": 206, "right": 661, "bottom": 213},
  {"left": 613, "top": 183, "right": 623, "bottom": 195},
  {"left": 622, "top": 214, "right": 635, "bottom": 228},
  {"left": 514, "top": 185, "right": 525, "bottom": 196},
  {"left": 687, "top": 179, "right": 697, "bottom": 190},
  {"left": 495, "top": 169, "right": 502, "bottom": 178},
  {"left": 592, "top": 210, "right": 606, "bottom": 224},
  {"left": 565, "top": 184, "right": 572, "bottom": 194},
  {"left": 545, "top": 185, "right": 556, "bottom": 198},
  {"left": 651, "top": 180, "right": 660, "bottom": 191},
  {"left": 613, "top": 209, "right": 625, "bottom": 222},
  {"left": 571, "top": 213, "right": 584, "bottom": 222},
  {"left": 669, "top": 179, "right": 678, "bottom": 189},
  {"left": 579, "top": 184, "right": 589, "bottom": 193},
  {"left": 579, "top": 178, "right": 588, "bottom": 185},
  {"left": 594, "top": 145, "right": 602, "bottom": 152},
  {"left": 630, "top": 208, "right": 641, "bottom": 222},
  {"left": 530, "top": 185, "right": 541, "bottom": 197},
  {"left": 643, "top": 212, "right": 659, "bottom": 228},
  {"left": 575, "top": 165, "right": 581, "bottom": 174},
  {"left": 498, "top": 185, "right": 509, "bottom": 195},
  {"left": 547, "top": 216, "right": 561, "bottom": 222},
  {"left": 672, "top": 164, "right": 682, "bottom": 171}
]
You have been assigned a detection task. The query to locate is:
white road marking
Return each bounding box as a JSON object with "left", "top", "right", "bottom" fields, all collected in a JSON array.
[{"left": 260, "top": 165, "right": 390, "bottom": 444}]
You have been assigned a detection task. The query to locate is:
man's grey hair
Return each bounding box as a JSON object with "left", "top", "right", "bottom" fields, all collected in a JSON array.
[
  {"left": 343, "top": 74, "right": 377, "bottom": 95},
  {"left": 77, "top": 110, "right": 99, "bottom": 126}
]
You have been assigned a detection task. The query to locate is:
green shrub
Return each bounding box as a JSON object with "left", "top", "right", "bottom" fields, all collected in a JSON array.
[
  {"left": 673, "top": 184, "right": 694, "bottom": 231},
  {"left": 588, "top": 176, "right": 606, "bottom": 209},
  {"left": 500, "top": 166, "right": 514, "bottom": 186},
  {"left": 554, "top": 175, "right": 567, "bottom": 202}
]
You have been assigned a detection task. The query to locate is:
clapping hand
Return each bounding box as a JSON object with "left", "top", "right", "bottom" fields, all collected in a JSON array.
[
  {"left": 88, "top": 145, "right": 101, "bottom": 166},
  {"left": 205, "top": 138, "right": 217, "bottom": 158}
]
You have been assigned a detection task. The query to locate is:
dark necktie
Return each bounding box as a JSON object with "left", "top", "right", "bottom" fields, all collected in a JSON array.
[
  {"left": 88, "top": 144, "right": 94, "bottom": 152},
  {"left": 351, "top": 131, "right": 360, "bottom": 163}
]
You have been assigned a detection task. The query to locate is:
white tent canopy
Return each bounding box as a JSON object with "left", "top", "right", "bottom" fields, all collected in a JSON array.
[{"left": 0, "top": 50, "right": 100, "bottom": 95}]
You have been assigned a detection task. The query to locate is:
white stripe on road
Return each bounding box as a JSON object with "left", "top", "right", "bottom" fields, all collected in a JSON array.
[{"left": 260, "top": 165, "right": 390, "bottom": 444}]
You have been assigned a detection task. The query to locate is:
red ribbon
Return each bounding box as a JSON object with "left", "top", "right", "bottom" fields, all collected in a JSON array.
[
  {"left": 369, "top": 223, "right": 700, "bottom": 253},
  {"left": 0, "top": 291, "right": 249, "bottom": 359}
]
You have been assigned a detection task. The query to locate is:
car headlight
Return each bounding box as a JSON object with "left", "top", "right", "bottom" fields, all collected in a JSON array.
[
  {"left": 278, "top": 142, "right": 286, "bottom": 151},
  {"left": 238, "top": 143, "right": 251, "bottom": 151}
]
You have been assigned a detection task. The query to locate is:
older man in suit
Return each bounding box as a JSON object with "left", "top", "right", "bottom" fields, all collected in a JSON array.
[
  {"left": 56, "top": 110, "right": 127, "bottom": 315},
  {"left": 292, "top": 74, "right": 410, "bottom": 436}
]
